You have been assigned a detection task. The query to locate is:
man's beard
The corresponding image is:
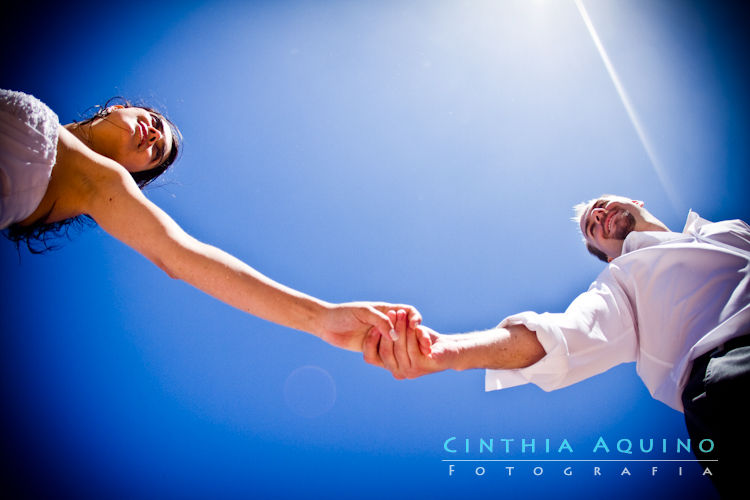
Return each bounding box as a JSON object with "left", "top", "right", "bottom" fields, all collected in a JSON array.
[{"left": 610, "top": 210, "right": 636, "bottom": 240}]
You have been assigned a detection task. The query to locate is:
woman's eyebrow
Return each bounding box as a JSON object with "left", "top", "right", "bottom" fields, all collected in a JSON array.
[
  {"left": 152, "top": 113, "right": 165, "bottom": 131},
  {"left": 150, "top": 114, "right": 168, "bottom": 164}
]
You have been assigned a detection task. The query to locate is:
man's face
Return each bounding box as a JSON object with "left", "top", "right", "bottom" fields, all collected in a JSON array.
[{"left": 580, "top": 196, "right": 642, "bottom": 261}]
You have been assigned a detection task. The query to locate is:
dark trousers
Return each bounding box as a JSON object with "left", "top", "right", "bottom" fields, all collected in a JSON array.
[{"left": 681, "top": 334, "right": 750, "bottom": 499}]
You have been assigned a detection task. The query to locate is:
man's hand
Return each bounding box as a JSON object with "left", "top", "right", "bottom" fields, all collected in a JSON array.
[
  {"left": 317, "top": 302, "right": 422, "bottom": 352},
  {"left": 362, "top": 309, "right": 456, "bottom": 379},
  {"left": 363, "top": 312, "right": 546, "bottom": 377}
]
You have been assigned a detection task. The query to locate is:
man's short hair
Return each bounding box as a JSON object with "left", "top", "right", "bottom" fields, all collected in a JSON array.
[{"left": 572, "top": 200, "right": 593, "bottom": 229}]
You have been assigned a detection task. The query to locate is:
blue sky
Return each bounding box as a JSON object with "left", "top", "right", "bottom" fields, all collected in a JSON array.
[{"left": 2, "top": 0, "right": 747, "bottom": 498}]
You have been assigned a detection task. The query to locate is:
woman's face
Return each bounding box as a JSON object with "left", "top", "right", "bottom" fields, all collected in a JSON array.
[{"left": 88, "top": 106, "right": 174, "bottom": 173}]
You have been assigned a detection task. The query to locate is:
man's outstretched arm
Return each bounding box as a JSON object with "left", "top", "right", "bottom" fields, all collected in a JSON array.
[{"left": 362, "top": 309, "right": 546, "bottom": 379}]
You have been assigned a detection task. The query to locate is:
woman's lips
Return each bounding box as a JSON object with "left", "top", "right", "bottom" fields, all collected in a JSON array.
[{"left": 137, "top": 121, "right": 147, "bottom": 149}]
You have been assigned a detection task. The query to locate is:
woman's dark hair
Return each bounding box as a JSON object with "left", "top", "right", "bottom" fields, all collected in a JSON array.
[{"left": 4, "top": 97, "right": 182, "bottom": 253}]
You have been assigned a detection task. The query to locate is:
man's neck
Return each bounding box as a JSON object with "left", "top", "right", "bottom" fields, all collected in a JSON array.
[{"left": 637, "top": 215, "right": 669, "bottom": 233}]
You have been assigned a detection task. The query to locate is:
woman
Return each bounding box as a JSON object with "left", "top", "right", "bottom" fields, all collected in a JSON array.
[{"left": 1, "top": 89, "right": 426, "bottom": 352}]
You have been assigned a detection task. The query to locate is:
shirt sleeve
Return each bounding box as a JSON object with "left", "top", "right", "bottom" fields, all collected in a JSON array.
[
  {"left": 684, "top": 212, "right": 750, "bottom": 255},
  {"left": 704, "top": 219, "right": 750, "bottom": 255},
  {"left": 485, "top": 270, "right": 639, "bottom": 392}
]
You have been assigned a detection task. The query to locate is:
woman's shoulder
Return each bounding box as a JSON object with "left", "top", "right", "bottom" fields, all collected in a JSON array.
[
  {"left": 57, "top": 126, "right": 131, "bottom": 180},
  {"left": 47, "top": 128, "right": 140, "bottom": 218}
]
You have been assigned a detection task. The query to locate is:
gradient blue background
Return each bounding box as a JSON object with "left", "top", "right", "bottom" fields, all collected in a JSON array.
[{"left": 2, "top": 0, "right": 747, "bottom": 498}]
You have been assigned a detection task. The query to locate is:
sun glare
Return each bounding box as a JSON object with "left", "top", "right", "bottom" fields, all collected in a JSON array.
[{"left": 574, "top": 0, "right": 681, "bottom": 211}]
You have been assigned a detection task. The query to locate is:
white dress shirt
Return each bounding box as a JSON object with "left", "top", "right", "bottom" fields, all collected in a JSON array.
[{"left": 485, "top": 211, "right": 750, "bottom": 412}]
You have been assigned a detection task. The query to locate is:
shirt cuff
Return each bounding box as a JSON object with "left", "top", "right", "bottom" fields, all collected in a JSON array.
[{"left": 484, "top": 312, "right": 571, "bottom": 392}]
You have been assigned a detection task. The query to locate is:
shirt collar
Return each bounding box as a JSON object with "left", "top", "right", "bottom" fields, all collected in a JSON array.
[
  {"left": 620, "top": 210, "right": 706, "bottom": 256},
  {"left": 682, "top": 209, "right": 711, "bottom": 234}
]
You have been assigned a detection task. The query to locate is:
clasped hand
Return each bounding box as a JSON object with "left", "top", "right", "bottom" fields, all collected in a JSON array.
[{"left": 362, "top": 309, "right": 455, "bottom": 379}]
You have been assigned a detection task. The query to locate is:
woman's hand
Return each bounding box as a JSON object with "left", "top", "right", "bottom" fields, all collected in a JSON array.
[
  {"left": 316, "top": 302, "right": 423, "bottom": 352},
  {"left": 362, "top": 309, "right": 454, "bottom": 378}
]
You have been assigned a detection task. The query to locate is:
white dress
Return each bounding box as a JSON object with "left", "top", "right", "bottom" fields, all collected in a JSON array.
[{"left": 0, "top": 89, "right": 59, "bottom": 229}]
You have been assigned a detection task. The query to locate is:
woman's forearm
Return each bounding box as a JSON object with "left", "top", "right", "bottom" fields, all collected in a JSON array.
[
  {"left": 162, "top": 234, "right": 332, "bottom": 336},
  {"left": 77, "top": 151, "right": 333, "bottom": 337},
  {"left": 72, "top": 137, "right": 402, "bottom": 347}
]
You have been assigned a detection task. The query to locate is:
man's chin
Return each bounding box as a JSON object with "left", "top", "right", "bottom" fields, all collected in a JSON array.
[{"left": 611, "top": 211, "right": 635, "bottom": 240}]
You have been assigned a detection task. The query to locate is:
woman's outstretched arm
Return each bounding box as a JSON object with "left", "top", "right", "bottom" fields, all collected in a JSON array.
[{"left": 58, "top": 127, "right": 420, "bottom": 351}]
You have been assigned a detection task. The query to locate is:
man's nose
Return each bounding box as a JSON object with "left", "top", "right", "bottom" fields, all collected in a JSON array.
[{"left": 592, "top": 208, "right": 605, "bottom": 223}]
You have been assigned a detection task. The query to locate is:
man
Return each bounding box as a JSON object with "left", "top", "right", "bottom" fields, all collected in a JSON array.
[{"left": 364, "top": 195, "right": 749, "bottom": 498}]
